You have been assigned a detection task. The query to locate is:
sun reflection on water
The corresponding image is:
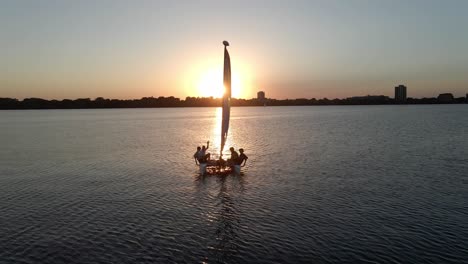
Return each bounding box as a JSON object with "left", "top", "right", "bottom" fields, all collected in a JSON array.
[
  {"left": 211, "top": 107, "right": 235, "bottom": 159},
  {"left": 194, "top": 172, "right": 246, "bottom": 264}
]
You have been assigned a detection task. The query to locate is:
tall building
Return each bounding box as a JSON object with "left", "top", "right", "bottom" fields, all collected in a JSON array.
[
  {"left": 394, "top": 85, "right": 407, "bottom": 103},
  {"left": 257, "top": 91, "right": 265, "bottom": 100}
]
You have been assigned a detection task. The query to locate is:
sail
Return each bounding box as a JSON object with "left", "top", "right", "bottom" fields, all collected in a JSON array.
[{"left": 220, "top": 41, "right": 231, "bottom": 156}]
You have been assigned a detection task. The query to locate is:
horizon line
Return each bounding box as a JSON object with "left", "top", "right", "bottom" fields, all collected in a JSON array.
[{"left": 3, "top": 93, "right": 468, "bottom": 102}]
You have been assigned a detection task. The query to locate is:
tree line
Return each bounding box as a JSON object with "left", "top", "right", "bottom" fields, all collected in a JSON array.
[{"left": 0, "top": 95, "right": 466, "bottom": 109}]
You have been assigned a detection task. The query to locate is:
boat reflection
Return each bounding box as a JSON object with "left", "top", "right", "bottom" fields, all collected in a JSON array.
[{"left": 195, "top": 174, "right": 245, "bottom": 263}]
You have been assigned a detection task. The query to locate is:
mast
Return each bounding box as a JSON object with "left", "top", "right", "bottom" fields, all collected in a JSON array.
[{"left": 220, "top": 41, "right": 231, "bottom": 157}]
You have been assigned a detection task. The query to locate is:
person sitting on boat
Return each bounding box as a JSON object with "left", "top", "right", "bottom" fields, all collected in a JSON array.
[
  {"left": 198, "top": 141, "right": 210, "bottom": 163},
  {"left": 193, "top": 146, "right": 202, "bottom": 165},
  {"left": 227, "top": 147, "right": 239, "bottom": 166},
  {"left": 237, "top": 148, "right": 248, "bottom": 166}
]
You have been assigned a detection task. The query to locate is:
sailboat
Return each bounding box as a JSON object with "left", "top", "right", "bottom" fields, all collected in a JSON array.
[{"left": 198, "top": 41, "right": 241, "bottom": 176}]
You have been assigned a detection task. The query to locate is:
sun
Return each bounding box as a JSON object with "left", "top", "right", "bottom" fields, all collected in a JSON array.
[
  {"left": 197, "top": 68, "right": 224, "bottom": 98},
  {"left": 185, "top": 55, "right": 254, "bottom": 99},
  {"left": 196, "top": 67, "right": 250, "bottom": 98}
]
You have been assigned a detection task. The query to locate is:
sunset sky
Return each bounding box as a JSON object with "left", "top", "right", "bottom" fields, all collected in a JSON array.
[{"left": 1, "top": 0, "right": 468, "bottom": 100}]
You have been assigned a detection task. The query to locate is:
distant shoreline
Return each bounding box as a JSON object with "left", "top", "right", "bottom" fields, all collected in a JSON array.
[{"left": 1, "top": 96, "right": 467, "bottom": 110}]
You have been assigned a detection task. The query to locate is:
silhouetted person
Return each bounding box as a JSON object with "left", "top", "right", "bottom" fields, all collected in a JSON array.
[
  {"left": 197, "top": 141, "right": 210, "bottom": 163},
  {"left": 227, "top": 147, "right": 239, "bottom": 166},
  {"left": 194, "top": 146, "right": 201, "bottom": 165},
  {"left": 237, "top": 148, "right": 248, "bottom": 166}
]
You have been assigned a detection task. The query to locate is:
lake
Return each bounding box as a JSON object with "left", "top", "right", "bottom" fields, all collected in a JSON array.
[{"left": 1, "top": 105, "right": 467, "bottom": 263}]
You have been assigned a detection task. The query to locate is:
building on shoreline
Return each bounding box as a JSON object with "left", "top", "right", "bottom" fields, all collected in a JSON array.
[
  {"left": 257, "top": 91, "right": 265, "bottom": 101},
  {"left": 257, "top": 91, "right": 266, "bottom": 105},
  {"left": 394, "top": 85, "right": 407, "bottom": 103}
]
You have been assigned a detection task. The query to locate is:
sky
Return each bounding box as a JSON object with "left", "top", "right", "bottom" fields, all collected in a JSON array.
[{"left": 1, "top": 0, "right": 468, "bottom": 100}]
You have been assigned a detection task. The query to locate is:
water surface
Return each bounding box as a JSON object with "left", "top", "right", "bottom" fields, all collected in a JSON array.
[{"left": 1, "top": 105, "right": 467, "bottom": 263}]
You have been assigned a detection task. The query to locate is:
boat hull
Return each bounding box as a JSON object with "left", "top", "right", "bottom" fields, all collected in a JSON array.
[{"left": 198, "top": 163, "right": 241, "bottom": 176}]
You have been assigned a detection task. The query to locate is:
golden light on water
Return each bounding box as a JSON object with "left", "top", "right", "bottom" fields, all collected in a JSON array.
[
  {"left": 211, "top": 107, "right": 222, "bottom": 157},
  {"left": 211, "top": 107, "right": 233, "bottom": 158}
]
